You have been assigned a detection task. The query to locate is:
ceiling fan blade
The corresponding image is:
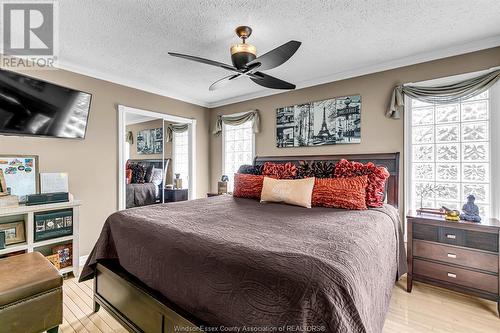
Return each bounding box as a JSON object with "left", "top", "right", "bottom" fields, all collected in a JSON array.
[
  {"left": 209, "top": 74, "right": 242, "bottom": 91},
  {"left": 249, "top": 72, "right": 296, "bottom": 90},
  {"left": 245, "top": 40, "right": 301, "bottom": 71},
  {"left": 168, "top": 52, "right": 239, "bottom": 72}
]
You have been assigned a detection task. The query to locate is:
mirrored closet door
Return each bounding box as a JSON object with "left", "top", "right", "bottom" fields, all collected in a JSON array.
[{"left": 118, "top": 105, "right": 195, "bottom": 210}]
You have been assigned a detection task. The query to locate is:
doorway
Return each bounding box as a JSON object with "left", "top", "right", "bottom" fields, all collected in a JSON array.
[{"left": 117, "top": 105, "right": 196, "bottom": 210}]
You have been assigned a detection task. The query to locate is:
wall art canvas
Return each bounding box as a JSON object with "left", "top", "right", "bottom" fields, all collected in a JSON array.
[
  {"left": 137, "top": 128, "right": 163, "bottom": 154},
  {"left": 276, "top": 95, "right": 361, "bottom": 147}
]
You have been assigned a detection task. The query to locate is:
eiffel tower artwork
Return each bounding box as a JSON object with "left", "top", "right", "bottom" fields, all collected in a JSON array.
[
  {"left": 276, "top": 95, "right": 361, "bottom": 147},
  {"left": 317, "top": 107, "right": 331, "bottom": 138}
]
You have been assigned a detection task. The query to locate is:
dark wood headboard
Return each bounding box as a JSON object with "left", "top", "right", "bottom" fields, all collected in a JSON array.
[
  {"left": 127, "top": 159, "right": 170, "bottom": 169},
  {"left": 254, "top": 153, "right": 400, "bottom": 208}
]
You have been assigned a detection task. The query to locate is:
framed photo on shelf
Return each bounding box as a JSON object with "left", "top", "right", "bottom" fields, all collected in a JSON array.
[
  {"left": 0, "top": 221, "right": 26, "bottom": 245},
  {"left": 0, "top": 155, "right": 39, "bottom": 202}
]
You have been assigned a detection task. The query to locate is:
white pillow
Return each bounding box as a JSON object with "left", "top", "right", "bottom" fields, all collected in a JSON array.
[
  {"left": 150, "top": 167, "right": 164, "bottom": 186},
  {"left": 260, "top": 177, "right": 315, "bottom": 208}
]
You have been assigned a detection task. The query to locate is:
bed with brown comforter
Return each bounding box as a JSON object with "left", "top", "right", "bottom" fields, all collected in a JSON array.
[{"left": 81, "top": 195, "right": 406, "bottom": 333}]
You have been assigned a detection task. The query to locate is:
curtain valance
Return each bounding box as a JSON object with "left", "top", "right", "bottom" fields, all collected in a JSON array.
[
  {"left": 386, "top": 69, "right": 500, "bottom": 119},
  {"left": 125, "top": 131, "right": 134, "bottom": 144},
  {"left": 213, "top": 110, "right": 260, "bottom": 136},
  {"left": 165, "top": 123, "right": 189, "bottom": 142}
]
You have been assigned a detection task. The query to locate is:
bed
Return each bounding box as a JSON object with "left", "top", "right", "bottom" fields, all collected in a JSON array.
[
  {"left": 81, "top": 153, "right": 406, "bottom": 333},
  {"left": 126, "top": 159, "right": 170, "bottom": 208}
]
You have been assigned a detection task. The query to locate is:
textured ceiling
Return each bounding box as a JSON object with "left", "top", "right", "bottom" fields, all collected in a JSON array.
[{"left": 58, "top": 0, "right": 500, "bottom": 107}]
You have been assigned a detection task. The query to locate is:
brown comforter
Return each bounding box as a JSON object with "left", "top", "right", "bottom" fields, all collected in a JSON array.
[
  {"left": 126, "top": 182, "right": 157, "bottom": 208},
  {"left": 81, "top": 195, "right": 406, "bottom": 333}
]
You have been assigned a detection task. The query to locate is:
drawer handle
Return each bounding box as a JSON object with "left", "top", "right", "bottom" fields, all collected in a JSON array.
[
  {"left": 446, "top": 234, "right": 456, "bottom": 239},
  {"left": 447, "top": 272, "right": 457, "bottom": 278},
  {"left": 447, "top": 253, "right": 457, "bottom": 259}
]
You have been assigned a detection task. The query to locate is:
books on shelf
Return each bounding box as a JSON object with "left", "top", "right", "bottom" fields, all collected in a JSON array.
[{"left": 416, "top": 207, "right": 446, "bottom": 216}]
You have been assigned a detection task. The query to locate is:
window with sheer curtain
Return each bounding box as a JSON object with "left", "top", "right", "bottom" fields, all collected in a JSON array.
[
  {"left": 408, "top": 90, "right": 492, "bottom": 216},
  {"left": 223, "top": 121, "right": 255, "bottom": 191},
  {"left": 172, "top": 130, "right": 189, "bottom": 189}
]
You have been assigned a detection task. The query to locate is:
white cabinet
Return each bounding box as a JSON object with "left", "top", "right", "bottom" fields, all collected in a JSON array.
[{"left": 0, "top": 200, "right": 81, "bottom": 277}]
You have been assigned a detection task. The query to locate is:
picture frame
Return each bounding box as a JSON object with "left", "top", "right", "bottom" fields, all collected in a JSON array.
[
  {"left": 137, "top": 128, "right": 163, "bottom": 154},
  {"left": 0, "top": 169, "right": 8, "bottom": 196},
  {"left": 40, "top": 172, "right": 69, "bottom": 194},
  {"left": 276, "top": 95, "right": 361, "bottom": 147},
  {"left": 0, "top": 221, "right": 26, "bottom": 245},
  {"left": 0, "top": 154, "right": 39, "bottom": 202}
]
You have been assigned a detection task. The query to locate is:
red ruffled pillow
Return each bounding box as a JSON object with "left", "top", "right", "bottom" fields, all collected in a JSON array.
[
  {"left": 262, "top": 162, "right": 297, "bottom": 179},
  {"left": 233, "top": 173, "right": 264, "bottom": 200},
  {"left": 312, "top": 176, "right": 368, "bottom": 210},
  {"left": 334, "top": 159, "right": 390, "bottom": 207}
]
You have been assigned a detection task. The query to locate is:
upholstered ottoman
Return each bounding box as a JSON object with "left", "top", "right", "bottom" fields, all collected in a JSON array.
[{"left": 0, "top": 252, "right": 63, "bottom": 333}]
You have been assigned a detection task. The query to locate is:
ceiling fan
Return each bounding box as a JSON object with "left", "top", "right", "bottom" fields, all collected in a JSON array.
[{"left": 168, "top": 26, "right": 301, "bottom": 91}]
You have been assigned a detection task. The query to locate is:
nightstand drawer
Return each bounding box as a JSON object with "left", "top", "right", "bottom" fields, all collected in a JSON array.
[
  {"left": 413, "top": 240, "right": 498, "bottom": 273},
  {"left": 413, "top": 223, "right": 438, "bottom": 242},
  {"left": 414, "top": 259, "right": 498, "bottom": 294},
  {"left": 465, "top": 230, "right": 499, "bottom": 252},
  {"left": 413, "top": 223, "right": 498, "bottom": 252},
  {"left": 438, "top": 227, "right": 465, "bottom": 246}
]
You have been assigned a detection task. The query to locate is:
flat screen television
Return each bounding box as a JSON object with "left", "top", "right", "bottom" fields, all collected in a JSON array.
[{"left": 0, "top": 68, "right": 92, "bottom": 139}]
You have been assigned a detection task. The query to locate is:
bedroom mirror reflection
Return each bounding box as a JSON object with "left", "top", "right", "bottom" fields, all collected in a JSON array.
[{"left": 118, "top": 105, "right": 195, "bottom": 210}]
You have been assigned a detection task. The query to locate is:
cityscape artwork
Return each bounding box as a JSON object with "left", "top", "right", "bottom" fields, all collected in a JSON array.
[
  {"left": 276, "top": 95, "right": 361, "bottom": 147},
  {"left": 137, "top": 128, "right": 163, "bottom": 154}
]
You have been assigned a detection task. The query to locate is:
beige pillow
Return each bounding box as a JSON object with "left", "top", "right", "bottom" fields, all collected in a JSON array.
[{"left": 260, "top": 177, "right": 315, "bottom": 208}]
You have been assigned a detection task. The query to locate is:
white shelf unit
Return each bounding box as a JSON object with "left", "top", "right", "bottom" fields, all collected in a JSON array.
[{"left": 0, "top": 200, "right": 81, "bottom": 277}]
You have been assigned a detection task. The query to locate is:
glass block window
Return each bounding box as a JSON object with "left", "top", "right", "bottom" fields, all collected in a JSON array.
[
  {"left": 223, "top": 121, "right": 255, "bottom": 191},
  {"left": 173, "top": 130, "right": 189, "bottom": 189},
  {"left": 409, "top": 91, "right": 490, "bottom": 217}
]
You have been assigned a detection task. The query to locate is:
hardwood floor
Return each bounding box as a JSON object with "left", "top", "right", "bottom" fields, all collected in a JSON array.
[
  {"left": 63, "top": 275, "right": 499, "bottom": 333},
  {"left": 384, "top": 276, "right": 499, "bottom": 333},
  {"left": 61, "top": 276, "right": 127, "bottom": 333}
]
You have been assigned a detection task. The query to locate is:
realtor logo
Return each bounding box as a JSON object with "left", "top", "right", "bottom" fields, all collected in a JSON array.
[{"left": 1, "top": 1, "right": 58, "bottom": 68}]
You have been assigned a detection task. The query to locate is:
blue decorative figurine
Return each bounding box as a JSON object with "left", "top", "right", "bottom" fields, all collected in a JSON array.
[{"left": 460, "top": 195, "right": 481, "bottom": 222}]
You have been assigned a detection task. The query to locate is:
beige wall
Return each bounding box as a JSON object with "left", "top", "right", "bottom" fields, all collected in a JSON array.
[
  {"left": 209, "top": 47, "right": 500, "bottom": 210},
  {"left": 0, "top": 67, "right": 210, "bottom": 257},
  {"left": 126, "top": 119, "right": 172, "bottom": 161}
]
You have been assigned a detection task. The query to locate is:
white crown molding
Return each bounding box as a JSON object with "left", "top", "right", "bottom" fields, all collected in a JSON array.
[
  {"left": 56, "top": 35, "right": 500, "bottom": 109},
  {"left": 207, "top": 35, "right": 500, "bottom": 108},
  {"left": 55, "top": 60, "right": 210, "bottom": 108}
]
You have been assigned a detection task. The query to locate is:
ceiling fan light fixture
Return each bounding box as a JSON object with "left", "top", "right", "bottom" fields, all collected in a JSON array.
[
  {"left": 230, "top": 43, "right": 257, "bottom": 56},
  {"left": 169, "top": 25, "right": 301, "bottom": 90},
  {"left": 230, "top": 43, "right": 257, "bottom": 69}
]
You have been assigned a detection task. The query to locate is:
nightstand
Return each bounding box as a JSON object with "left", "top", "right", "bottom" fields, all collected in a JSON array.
[
  {"left": 407, "top": 211, "right": 500, "bottom": 316},
  {"left": 163, "top": 189, "right": 188, "bottom": 203}
]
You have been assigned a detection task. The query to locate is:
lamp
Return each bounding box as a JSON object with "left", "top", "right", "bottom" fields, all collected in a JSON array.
[{"left": 230, "top": 26, "right": 257, "bottom": 69}]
